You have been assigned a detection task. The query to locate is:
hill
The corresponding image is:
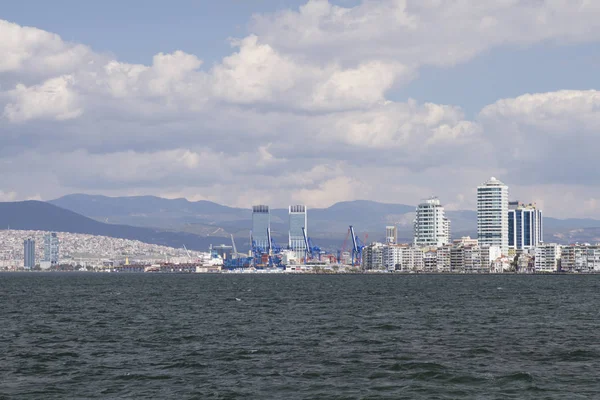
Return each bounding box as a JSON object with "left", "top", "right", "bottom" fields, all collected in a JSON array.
[{"left": 0, "top": 201, "right": 233, "bottom": 251}]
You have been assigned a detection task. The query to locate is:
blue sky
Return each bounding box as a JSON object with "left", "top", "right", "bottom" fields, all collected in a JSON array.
[{"left": 1, "top": 0, "right": 600, "bottom": 217}]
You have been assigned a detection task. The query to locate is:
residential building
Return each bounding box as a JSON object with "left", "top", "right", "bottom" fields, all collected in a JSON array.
[
  {"left": 382, "top": 244, "right": 403, "bottom": 270},
  {"left": 423, "top": 250, "right": 437, "bottom": 272},
  {"left": 414, "top": 197, "right": 450, "bottom": 247},
  {"left": 385, "top": 226, "right": 397, "bottom": 245},
  {"left": 44, "top": 233, "right": 59, "bottom": 266},
  {"left": 450, "top": 245, "right": 465, "bottom": 273},
  {"left": 289, "top": 205, "right": 307, "bottom": 258},
  {"left": 534, "top": 244, "right": 561, "bottom": 272},
  {"left": 561, "top": 245, "right": 588, "bottom": 272},
  {"left": 436, "top": 245, "right": 452, "bottom": 272},
  {"left": 252, "top": 205, "right": 271, "bottom": 252},
  {"left": 477, "top": 177, "right": 509, "bottom": 255},
  {"left": 362, "top": 242, "right": 384, "bottom": 270},
  {"left": 508, "top": 201, "right": 543, "bottom": 250},
  {"left": 584, "top": 246, "right": 600, "bottom": 272},
  {"left": 24, "top": 238, "right": 35, "bottom": 269},
  {"left": 480, "top": 245, "right": 502, "bottom": 272}
]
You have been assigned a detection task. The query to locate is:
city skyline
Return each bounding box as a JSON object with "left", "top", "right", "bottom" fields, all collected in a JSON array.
[{"left": 1, "top": 1, "right": 600, "bottom": 218}]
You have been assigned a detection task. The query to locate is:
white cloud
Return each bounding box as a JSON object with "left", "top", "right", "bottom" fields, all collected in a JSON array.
[
  {"left": 3, "top": 75, "right": 83, "bottom": 122},
  {"left": 0, "top": 19, "right": 100, "bottom": 77},
  {"left": 479, "top": 90, "right": 600, "bottom": 187},
  {"left": 251, "top": 0, "right": 600, "bottom": 67}
]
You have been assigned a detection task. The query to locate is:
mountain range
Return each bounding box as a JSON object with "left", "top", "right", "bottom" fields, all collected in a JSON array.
[{"left": 0, "top": 194, "right": 599, "bottom": 252}]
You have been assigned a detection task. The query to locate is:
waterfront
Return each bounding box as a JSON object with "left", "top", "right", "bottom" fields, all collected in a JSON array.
[{"left": 1, "top": 273, "right": 599, "bottom": 399}]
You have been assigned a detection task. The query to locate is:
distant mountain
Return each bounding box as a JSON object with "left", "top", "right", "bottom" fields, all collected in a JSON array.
[
  {"left": 49, "top": 195, "right": 416, "bottom": 240},
  {"left": 0, "top": 201, "right": 238, "bottom": 251},
  {"left": 48, "top": 194, "right": 600, "bottom": 245}
]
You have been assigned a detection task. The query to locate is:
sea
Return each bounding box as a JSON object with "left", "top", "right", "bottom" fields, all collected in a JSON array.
[{"left": 1, "top": 273, "right": 599, "bottom": 399}]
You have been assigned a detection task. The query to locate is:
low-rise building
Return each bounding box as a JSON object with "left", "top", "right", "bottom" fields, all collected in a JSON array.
[{"left": 534, "top": 243, "right": 561, "bottom": 272}]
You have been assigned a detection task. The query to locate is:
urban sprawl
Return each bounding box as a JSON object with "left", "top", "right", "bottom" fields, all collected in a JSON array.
[{"left": 4, "top": 177, "right": 599, "bottom": 273}]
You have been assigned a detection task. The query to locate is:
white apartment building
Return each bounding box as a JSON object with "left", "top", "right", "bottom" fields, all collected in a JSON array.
[
  {"left": 362, "top": 242, "right": 384, "bottom": 270},
  {"left": 382, "top": 244, "right": 403, "bottom": 270},
  {"left": 436, "top": 245, "right": 452, "bottom": 272},
  {"left": 477, "top": 177, "right": 509, "bottom": 255},
  {"left": 534, "top": 244, "right": 561, "bottom": 272},
  {"left": 414, "top": 197, "right": 450, "bottom": 247}
]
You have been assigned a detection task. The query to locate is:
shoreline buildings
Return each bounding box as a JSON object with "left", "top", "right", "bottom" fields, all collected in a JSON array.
[
  {"left": 414, "top": 197, "right": 450, "bottom": 247},
  {"left": 477, "top": 177, "right": 509, "bottom": 255}
]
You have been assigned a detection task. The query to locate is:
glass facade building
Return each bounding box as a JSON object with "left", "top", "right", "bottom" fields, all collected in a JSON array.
[
  {"left": 508, "top": 202, "right": 543, "bottom": 250},
  {"left": 44, "top": 232, "right": 59, "bottom": 265},
  {"left": 289, "top": 205, "right": 307, "bottom": 257},
  {"left": 252, "top": 205, "right": 270, "bottom": 252},
  {"left": 24, "top": 238, "right": 35, "bottom": 269}
]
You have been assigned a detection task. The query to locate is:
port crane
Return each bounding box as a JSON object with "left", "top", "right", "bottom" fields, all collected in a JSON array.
[
  {"left": 349, "top": 225, "right": 365, "bottom": 267},
  {"left": 183, "top": 244, "right": 193, "bottom": 263},
  {"left": 301, "top": 227, "right": 322, "bottom": 262}
]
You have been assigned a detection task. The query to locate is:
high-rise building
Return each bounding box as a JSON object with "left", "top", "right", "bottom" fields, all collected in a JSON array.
[
  {"left": 44, "top": 232, "right": 59, "bottom": 266},
  {"left": 24, "top": 238, "right": 35, "bottom": 269},
  {"left": 414, "top": 197, "right": 450, "bottom": 247},
  {"left": 508, "top": 201, "right": 543, "bottom": 250},
  {"left": 289, "top": 205, "right": 307, "bottom": 258},
  {"left": 385, "top": 226, "right": 397, "bottom": 245},
  {"left": 252, "top": 205, "right": 270, "bottom": 252},
  {"left": 477, "top": 177, "right": 509, "bottom": 255}
]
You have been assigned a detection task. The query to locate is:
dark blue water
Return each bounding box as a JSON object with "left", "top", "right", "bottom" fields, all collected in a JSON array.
[{"left": 1, "top": 273, "right": 600, "bottom": 399}]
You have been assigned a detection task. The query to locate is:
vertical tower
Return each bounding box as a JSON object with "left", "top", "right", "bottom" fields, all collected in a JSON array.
[
  {"left": 414, "top": 197, "right": 450, "bottom": 247},
  {"left": 477, "top": 177, "right": 509, "bottom": 255},
  {"left": 289, "top": 205, "right": 307, "bottom": 258},
  {"left": 385, "top": 226, "right": 397, "bottom": 245},
  {"left": 508, "top": 201, "right": 543, "bottom": 250},
  {"left": 252, "top": 205, "right": 270, "bottom": 252},
  {"left": 23, "top": 238, "right": 35, "bottom": 269},
  {"left": 44, "top": 232, "right": 59, "bottom": 266}
]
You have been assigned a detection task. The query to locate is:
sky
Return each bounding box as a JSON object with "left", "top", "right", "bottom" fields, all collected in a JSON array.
[{"left": 1, "top": 0, "right": 600, "bottom": 218}]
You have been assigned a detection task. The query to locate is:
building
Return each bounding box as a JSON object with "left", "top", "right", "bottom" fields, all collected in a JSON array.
[
  {"left": 382, "top": 244, "right": 402, "bottom": 270},
  {"left": 23, "top": 238, "right": 35, "bottom": 269},
  {"left": 423, "top": 250, "right": 437, "bottom": 272},
  {"left": 401, "top": 246, "right": 424, "bottom": 272},
  {"left": 436, "top": 245, "right": 452, "bottom": 272},
  {"left": 480, "top": 245, "right": 502, "bottom": 272},
  {"left": 477, "top": 177, "right": 509, "bottom": 255},
  {"left": 362, "top": 242, "right": 384, "bottom": 270},
  {"left": 385, "top": 226, "right": 397, "bottom": 245},
  {"left": 508, "top": 201, "right": 543, "bottom": 250},
  {"left": 289, "top": 205, "right": 307, "bottom": 258},
  {"left": 534, "top": 243, "right": 561, "bottom": 272},
  {"left": 561, "top": 245, "right": 600, "bottom": 273},
  {"left": 252, "top": 205, "right": 271, "bottom": 252},
  {"left": 414, "top": 197, "right": 450, "bottom": 247},
  {"left": 44, "top": 232, "right": 59, "bottom": 266}
]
